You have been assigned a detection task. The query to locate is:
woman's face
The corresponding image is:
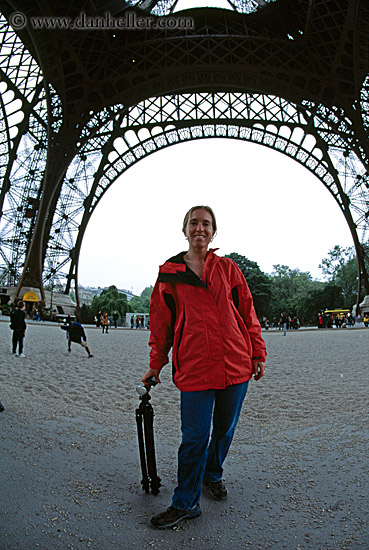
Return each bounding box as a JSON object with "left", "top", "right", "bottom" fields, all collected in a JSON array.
[{"left": 183, "top": 208, "right": 214, "bottom": 249}]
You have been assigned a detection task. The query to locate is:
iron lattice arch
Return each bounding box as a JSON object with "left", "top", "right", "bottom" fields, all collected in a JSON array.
[
  {"left": 61, "top": 91, "right": 369, "bottom": 302},
  {"left": 1, "top": 88, "right": 368, "bottom": 300},
  {"left": 0, "top": 1, "right": 368, "bottom": 307},
  {"left": 126, "top": 0, "right": 277, "bottom": 15}
]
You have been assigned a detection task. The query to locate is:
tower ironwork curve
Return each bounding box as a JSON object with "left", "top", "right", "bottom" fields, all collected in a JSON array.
[{"left": 0, "top": 0, "right": 368, "bottom": 310}]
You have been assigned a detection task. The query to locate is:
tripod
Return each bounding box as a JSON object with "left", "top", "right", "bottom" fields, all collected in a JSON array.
[{"left": 135, "top": 378, "right": 161, "bottom": 495}]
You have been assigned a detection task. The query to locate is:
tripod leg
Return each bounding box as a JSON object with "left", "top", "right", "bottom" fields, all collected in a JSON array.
[
  {"left": 135, "top": 407, "right": 150, "bottom": 493},
  {"left": 142, "top": 402, "right": 161, "bottom": 495}
]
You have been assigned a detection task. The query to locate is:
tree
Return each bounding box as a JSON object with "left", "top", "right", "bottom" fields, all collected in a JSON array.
[
  {"left": 129, "top": 286, "right": 154, "bottom": 313},
  {"left": 90, "top": 285, "right": 132, "bottom": 317},
  {"left": 79, "top": 303, "right": 95, "bottom": 324},
  {"left": 319, "top": 245, "right": 358, "bottom": 307},
  {"left": 268, "top": 265, "right": 317, "bottom": 324},
  {"left": 224, "top": 253, "right": 272, "bottom": 318},
  {"left": 319, "top": 245, "right": 354, "bottom": 278},
  {"left": 302, "top": 281, "right": 343, "bottom": 321}
]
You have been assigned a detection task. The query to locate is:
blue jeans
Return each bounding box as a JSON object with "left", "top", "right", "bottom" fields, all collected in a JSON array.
[{"left": 171, "top": 381, "right": 249, "bottom": 511}]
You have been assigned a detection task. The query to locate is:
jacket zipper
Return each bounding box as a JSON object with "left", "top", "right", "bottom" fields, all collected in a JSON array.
[{"left": 175, "top": 310, "right": 186, "bottom": 372}]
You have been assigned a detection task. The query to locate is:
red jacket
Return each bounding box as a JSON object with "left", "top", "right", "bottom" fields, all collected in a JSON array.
[{"left": 149, "top": 249, "right": 267, "bottom": 391}]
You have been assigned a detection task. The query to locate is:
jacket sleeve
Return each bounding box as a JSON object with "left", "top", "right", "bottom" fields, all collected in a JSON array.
[
  {"left": 230, "top": 262, "right": 267, "bottom": 363},
  {"left": 148, "top": 279, "right": 175, "bottom": 371}
]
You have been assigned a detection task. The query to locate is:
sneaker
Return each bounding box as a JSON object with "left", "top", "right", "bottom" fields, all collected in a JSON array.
[
  {"left": 18, "top": 353, "right": 25, "bottom": 358},
  {"left": 151, "top": 505, "right": 201, "bottom": 529},
  {"left": 12, "top": 352, "right": 17, "bottom": 356},
  {"left": 202, "top": 479, "right": 228, "bottom": 501}
]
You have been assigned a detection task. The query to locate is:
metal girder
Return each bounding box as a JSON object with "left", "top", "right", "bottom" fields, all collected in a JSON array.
[
  {"left": 0, "top": 0, "right": 368, "bottom": 308},
  {"left": 0, "top": 13, "right": 47, "bottom": 286},
  {"left": 55, "top": 92, "right": 368, "bottom": 299}
]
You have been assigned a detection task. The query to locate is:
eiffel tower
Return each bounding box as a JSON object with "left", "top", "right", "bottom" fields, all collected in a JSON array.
[{"left": 0, "top": 0, "right": 368, "bottom": 312}]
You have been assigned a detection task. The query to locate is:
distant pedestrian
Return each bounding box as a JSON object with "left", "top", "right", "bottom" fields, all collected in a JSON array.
[
  {"left": 102, "top": 312, "right": 109, "bottom": 333},
  {"left": 131, "top": 316, "right": 134, "bottom": 329},
  {"left": 10, "top": 300, "right": 27, "bottom": 357},
  {"left": 96, "top": 311, "right": 102, "bottom": 327},
  {"left": 113, "top": 310, "right": 119, "bottom": 328},
  {"left": 280, "top": 312, "right": 288, "bottom": 336},
  {"left": 61, "top": 319, "right": 93, "bottom": 357},
  {"left": 317, "top": 313, "right": 324, "bottom": 329}
]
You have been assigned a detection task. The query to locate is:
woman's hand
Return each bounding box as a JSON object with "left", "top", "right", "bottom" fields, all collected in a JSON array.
[
  {"left": 142, "top": 368, "right": 161, "bottom": 387},
  {"left": 252, "top": 361, "right": 266, "bottom": 381}
]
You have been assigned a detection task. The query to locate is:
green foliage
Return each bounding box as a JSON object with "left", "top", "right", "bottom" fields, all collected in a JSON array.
[
  {"left": 225, "top": 253, "right": 272, "bottom": 318},
  {"left": 78, "top": 242, "right": 362, "bottom": 327},
  {"left": 267, "top": 265, "right": 316, "bottom": 323},
  {"left": 319, "top": 245, "right": 354, "bottom": 278},
  {"left": 79, "top": 303, "right": 95, "bottom": 324},
  {"left": 129, "top": 286, "right": 154, "bottom": 313},
  {"left": 90, "top": 285, "right": 132, "bottom": 316},
  {"left": 1, "top": 303, "right": 10, "bottom": 316},
  {"left": 265, "top": 246, "right": 360, "bottom": 323},
  {"left": 302, "top": 282, "right": 344, "bottom": 320},
  {"left": 319, "top": 245, "right": 358, "bottom": 307}
]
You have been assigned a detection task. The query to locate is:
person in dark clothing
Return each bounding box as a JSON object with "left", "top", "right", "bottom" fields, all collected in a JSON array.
[
  {"left": 61, "top": 319, "right": 93, "bottom": 357},
  {"left": 10, "top": 300, "right": 27, "bottom": 357},
  {"left": 280, "top": 312, "right": 288, "bottom": 336},
  {"left": 96, "top": 311, "right": 102, "bottom": 327},
  {"left": 113, "top": 311, "right": 119, "bottom": 328}
]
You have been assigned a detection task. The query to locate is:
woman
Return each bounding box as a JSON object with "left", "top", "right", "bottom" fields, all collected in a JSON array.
[
  {"left": 142, "top": 205, "right": 267, "bottom": 529},
  {"left": 101, "top": 312, "right": 109, "bottom": 333}
]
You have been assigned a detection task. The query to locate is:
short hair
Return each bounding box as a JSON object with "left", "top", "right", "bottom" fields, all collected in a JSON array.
[
  {"left": 182, "top": 205, "right": 217, "bottom": 235},
  {"left": 17, "top": 300, "right": 24, "bottom": 308}
]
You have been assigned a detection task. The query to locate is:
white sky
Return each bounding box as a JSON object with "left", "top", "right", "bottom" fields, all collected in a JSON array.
[
  {"left": 79, "top": 1, "right": 356, "bottom": 295},
  {"left": 172, "top": 0, "right": 233, "bottom": 9},
  {"left": 78, "top": 139, "right": 354, "bottom": 295}
]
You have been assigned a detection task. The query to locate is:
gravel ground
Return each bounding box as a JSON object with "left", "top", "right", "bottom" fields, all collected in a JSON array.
[{"left": 0, "top": 319, "right": 368, "bottom": 550}]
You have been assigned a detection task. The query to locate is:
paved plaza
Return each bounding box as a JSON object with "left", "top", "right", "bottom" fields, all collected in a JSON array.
[{"left": 0, "top": 318, "right": 368, "bottom": 550}]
